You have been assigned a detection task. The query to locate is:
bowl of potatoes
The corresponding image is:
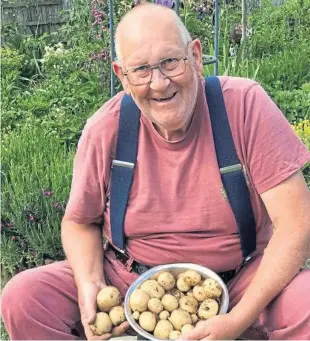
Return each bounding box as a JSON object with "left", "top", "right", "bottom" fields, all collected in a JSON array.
[{"left": 124, "top": 263, "right": 230, "bottom": 340}]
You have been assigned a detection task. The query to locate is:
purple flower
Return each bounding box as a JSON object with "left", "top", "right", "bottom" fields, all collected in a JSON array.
[
  {"left": 43, "top": 189, "right": 53, "bottom": 197},
  {"left": 12, "top": 236, "right": 17, "bottom": 241},
  {"left": 7, "top": 222, "right": 13, "bottom": 228}
]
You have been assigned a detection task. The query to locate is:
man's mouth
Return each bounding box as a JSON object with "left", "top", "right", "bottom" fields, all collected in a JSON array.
[{"left": 152, "top": 91, "right": 177, "bottom": 102}]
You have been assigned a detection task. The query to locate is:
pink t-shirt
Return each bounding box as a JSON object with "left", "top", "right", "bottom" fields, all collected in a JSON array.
[{"left": 63, "top": 76, "right": 310, "bottom": 293}]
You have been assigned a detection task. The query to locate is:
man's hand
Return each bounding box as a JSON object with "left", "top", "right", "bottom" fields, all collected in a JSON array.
[
  {"left": 78, "top": 280, "right": 129, "bottom": 340},
  {"left": 178, "top": 313, "right": 245, "bottom": 340}
]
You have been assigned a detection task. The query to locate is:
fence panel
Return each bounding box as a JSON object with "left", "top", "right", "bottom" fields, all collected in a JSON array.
[{"left": 1, "top": 0, "right": 69, "bottom": 36}]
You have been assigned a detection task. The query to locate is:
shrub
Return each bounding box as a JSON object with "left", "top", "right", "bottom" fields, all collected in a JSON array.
[{"left": 1, "top": 125, "right": 75, "bottom": 279}]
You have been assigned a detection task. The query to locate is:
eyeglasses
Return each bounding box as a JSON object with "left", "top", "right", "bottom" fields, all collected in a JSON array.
[{"left": 122, "top": 54, "right": 188, "bottom": 86}]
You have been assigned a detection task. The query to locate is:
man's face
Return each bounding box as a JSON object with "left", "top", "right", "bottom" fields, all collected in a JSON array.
[{"left": 113, "top": 27, "right": 203, "bottom": 135}]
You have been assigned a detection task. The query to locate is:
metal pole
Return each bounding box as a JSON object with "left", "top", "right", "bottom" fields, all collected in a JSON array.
[
  {"left": 214, "top": 0, "right": 219, "bottom": 75},
  {"left": 174, "top": 0, "right": 180, "bottom": 15},
  {"left": 109, "top": 0, "right": 115, "bottom": 97}
]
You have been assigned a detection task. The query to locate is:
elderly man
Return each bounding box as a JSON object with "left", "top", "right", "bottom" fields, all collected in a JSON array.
[{"left": 2, "top": 3, "right": 310, "bottom": 340}]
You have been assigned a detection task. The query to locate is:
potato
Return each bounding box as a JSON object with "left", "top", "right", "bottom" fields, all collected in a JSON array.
[
  {"left": 148, "top": 298, "right": 164, "bottom": 314},
  {"left": 161, "top": 294, "right": 178, "bottom": 312},
  {"left": 176, "top": 277, "right": 191, "bottom": 292},
  {"left": 183, "top": 270, "right": 201, "bottom": 286},
  {"left": 159, "top": 310, "right": 170, "bottom": 320},
  {"left": 90, "top": 312, "right": 113, "bottom": 335},
  {"left": 193, "top": 285, "right": 207, "bottom": 302},
  {"left": 168, "top": 309, "right": 192, "bottom": 331},
  {"left": 157, "top": 272, "right": 176, "bottom": 291},
  {"left": 203, "top": 278, "right": 222, "bottom": 298},
  {"left": 139, "top": 311, "right": 157, "bottom": 332},
  {"left": 141, "top": 280, "right": 165, "bottom": 299},
  {"left": 154, "top": 320, "right": 174, "bottom": 339},
  {"left": 109, "top": 306, "right": 126, "bottom": 326},
  {"left": 130, "top": 289, "right": 150, "bottom": 312},
  {"left": 198, "top": 299, "right": 219, "bottom": 319},
  {"left": 179, "top": 296, "right": 199, "bottom": 314},
  {"left": 97, "top": 286, "right": 121, "bottom": 312},
  {"left": 169, "top": 330, "right": 182, "bottom": 339},
  {"left": 132, "top": 311, "right": 140, "bottom": 320},
  {"left": 191, "top": 314, "right": 199, "bottom": 324},
  {"left": 166, "top": 288, "right": 185, "bottom": 301},
  {"left": 181, "top": 324, "right": 195, "bottom": 334}
]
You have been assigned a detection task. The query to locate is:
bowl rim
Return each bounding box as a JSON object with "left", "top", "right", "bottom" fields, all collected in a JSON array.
[{"left": 124, "top": 263, "right": 230, "bottom": 341}]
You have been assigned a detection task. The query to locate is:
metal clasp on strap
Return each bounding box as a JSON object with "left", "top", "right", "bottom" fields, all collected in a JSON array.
[
  {"left": 220, "top": 164, "right": 251, "bottom": 188},
  {"left": 220, "top": 163, "right": 242, "bottom": 174},
  {"left": 112, "top": 160, "right": 135, "bottom": 169}
]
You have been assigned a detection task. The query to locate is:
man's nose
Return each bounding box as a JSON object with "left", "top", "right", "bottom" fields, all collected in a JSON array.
[{"left": 149, "top": 68, "right": 170, "bottom": 91}]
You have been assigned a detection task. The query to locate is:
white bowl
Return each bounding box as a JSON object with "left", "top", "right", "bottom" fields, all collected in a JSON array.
[{"left": 124, "top": 263, "right": 230, "bottom": 340}]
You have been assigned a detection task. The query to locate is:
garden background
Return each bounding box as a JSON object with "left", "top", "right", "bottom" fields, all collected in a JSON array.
[{"left": 1, "top": 0, "right": 310, "bottom": 338}]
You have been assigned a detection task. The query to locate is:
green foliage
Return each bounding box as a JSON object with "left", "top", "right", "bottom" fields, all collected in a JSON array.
[
  {"left": 1, "top": 125, "right": 75, "bottom": 279},
  {"left": 248, "top": 0, "right": 310, "bottom": 58},
  {"left": 273, "top": 83, "right": 310, "bottom": 122}
]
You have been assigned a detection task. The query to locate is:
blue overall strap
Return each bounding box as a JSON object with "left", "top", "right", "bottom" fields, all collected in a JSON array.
[
  {"left": 110, "top": 94, "right": 140, "bottom": 251},
  {"left": 205, "top": 76, "right": 256, "bottom": 260}
]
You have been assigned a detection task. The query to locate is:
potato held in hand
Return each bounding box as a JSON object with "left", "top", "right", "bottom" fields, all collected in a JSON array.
[
  {"left": 97, "top": 286, "right": 121, "bottom": 312},
  {"left": 109, "top": 306, "right": 126, "bottom": 326},
  {"left": 90, "top": 312, "right": 113, "bottom": 335}
]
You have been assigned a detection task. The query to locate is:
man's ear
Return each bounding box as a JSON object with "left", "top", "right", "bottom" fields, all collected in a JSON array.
[
  {"left": 112, "top": 61, "right": 131, "bottom": 95},
  {"left": 190, "top": 39, "right": 203, "bottom": 75}
]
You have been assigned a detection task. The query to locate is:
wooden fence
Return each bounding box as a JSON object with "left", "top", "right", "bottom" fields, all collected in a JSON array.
[{"left": 1, "top": 0, "right": 69, "bottom": 36}]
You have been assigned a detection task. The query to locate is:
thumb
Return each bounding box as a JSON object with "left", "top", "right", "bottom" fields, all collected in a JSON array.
[{"left": 178, "top": 322, "right": 208, "bottom": 340}]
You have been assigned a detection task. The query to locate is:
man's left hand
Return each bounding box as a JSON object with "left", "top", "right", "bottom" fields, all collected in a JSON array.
[{"left": 178, "top": 312, "right": 246, "bottom": 340}]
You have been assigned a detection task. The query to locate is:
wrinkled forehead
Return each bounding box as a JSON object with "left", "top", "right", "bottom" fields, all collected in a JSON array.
[{"left": 120, "top": 24, "right": 186, "bottom": 67}]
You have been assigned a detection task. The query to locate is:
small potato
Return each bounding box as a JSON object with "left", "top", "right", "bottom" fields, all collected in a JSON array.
[
  {"left": 181, "top": 324, "right": 195, "bottom": 334},
  {"left": 141, "top": 280, "right": 165, "bottom": 299},
  {"left": 157, "top": 272, "right": 176, "bottom": 291},
  {"left": 132, "top": 311, "right": 140, "bottom": 320},
  {"left": 169, "top": 330, "right": 182, "bottom": 339},
  {"left": 109, "top": 306, "right": 126, "bottom": 326},
  {"left": 193, "top": 285, "right": 207, "bottom": 302},
  {"left": 179, "top": 296, "right": 199, "bottom": 314},
  {"left": 169, "top": 309, "right": 192, "bottom": 331},
  {"left": 130, "top": 289, "right": 150, "bottom": 312},
  {"left": 148, "top": 298, "right": 164, "bottom": 314},
  {"left": 90, "top": 312, "right": 113, "bottom": 335},
  {"left": 166, "top": 288, "right": 185, "bottom": 301},
  {"left": 161, "top": 294, "right": 178, "bottom": 312},
  {"left": 154, "top": 320, "right": 174, "bottom": 339},
  {"left": 139, "top": 311, "right": 157, "bottom": 332},
  {"left": 176, "top": 277, "right": 191, "bottom": 292},
  {"left": 183, "top": 270, "right": 201, "bottom": 286},
  {"left": 203, "top": 278, "right": 222, "bottom": 298},
  {"left": 191, "top": 314, "right": 199, "bottom": 324},
  {"left": 159, "top": 310, "right": 170, "bottom": 320},
  {"left": 97, "top": 286, "right": 121, "bottom": 312},
  {"left": 198, "top": 299, "right": 219, "bottom": 319},
  {"left": 177, "top": 272, "right": 186, "bottom": 279}
]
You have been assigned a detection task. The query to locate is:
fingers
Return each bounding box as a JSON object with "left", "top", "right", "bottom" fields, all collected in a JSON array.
[
  {"left": 178, "top": 323, "right": 210, "bottom": 341},
  {"left": 111, "top": 321, "right": 130, "bottom": 337}
]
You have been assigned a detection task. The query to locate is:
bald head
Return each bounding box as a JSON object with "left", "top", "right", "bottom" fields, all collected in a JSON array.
[{"left": 115, "top": 3, "right": 191, "bottom": 62}]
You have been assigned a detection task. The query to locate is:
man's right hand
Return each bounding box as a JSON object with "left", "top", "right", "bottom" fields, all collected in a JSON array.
[{"left": 78, "top": 280, "right": 129, "bottom": 340}]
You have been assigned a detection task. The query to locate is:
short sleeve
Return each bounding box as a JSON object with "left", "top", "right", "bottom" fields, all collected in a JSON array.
[
  {"left": 63, "top": 130, "right": 106, "bottom": 225},
  {"left": 244, "top": 84, "right": 310, "bottom": 194}
]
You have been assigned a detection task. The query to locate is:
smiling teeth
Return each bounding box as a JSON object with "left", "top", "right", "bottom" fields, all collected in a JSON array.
[{"left": 155, "top": 93, "right": 175, "bottom": 101}]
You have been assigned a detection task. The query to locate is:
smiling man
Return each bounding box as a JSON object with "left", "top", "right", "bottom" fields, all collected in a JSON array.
[{"left": 2, "top": 3, "right": 310, "bottom": 341}]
